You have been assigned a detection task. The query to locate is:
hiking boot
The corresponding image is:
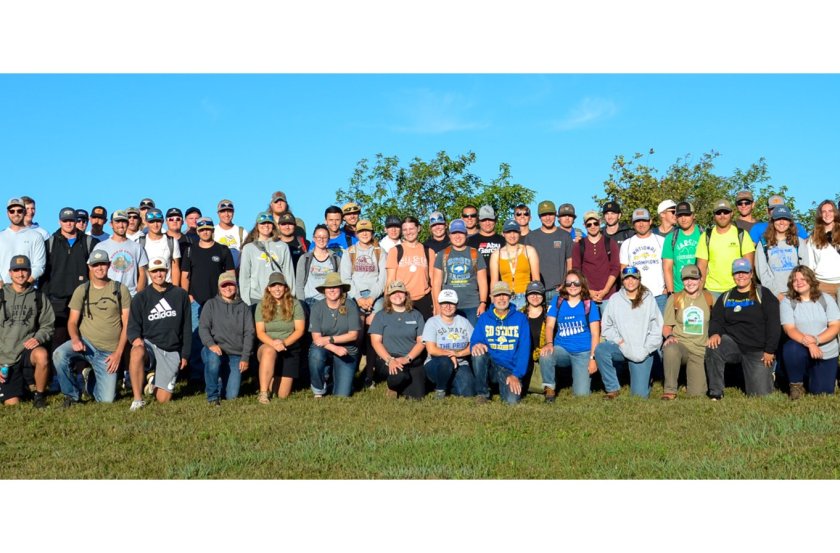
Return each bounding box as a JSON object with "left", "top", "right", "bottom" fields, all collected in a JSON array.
[
  {"left": 789, "top": 382, "right": 805, "bottom": 401},
  {"left": 544, "top": 386, "right": 556, "bottom": 404},
  {"left": 434, "top": 389, "right": 446, "bottom": 400},
  {"left": 385, "top": 389, "right": 398, "bottom": 400},
  {"left": 32, "top": 391, "right": 46, "bottom": 409},
  {"left": 475, "top": 395, "right": 489, "bottom": 404},
  {"left": 144, "top": 372, "right": 155, "bottom": 396},
  {"left": 129, "top": 399, "right": 146, "bottom": 412},
  {"left": 210, "top": 398, "right": 221, "bottom": 407},
  {"left": 62, "top": 396, "right": 78, "bottom": 409},
  {"left": 604, "top": 390, "right": 620, "bottom": 400}
]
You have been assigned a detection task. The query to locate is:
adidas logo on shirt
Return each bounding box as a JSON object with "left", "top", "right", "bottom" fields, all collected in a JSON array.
[{"left": 147, "top": 298, "right": 177, "bottom": 321}]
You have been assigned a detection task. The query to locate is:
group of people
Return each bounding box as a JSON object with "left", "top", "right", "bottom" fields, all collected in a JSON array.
[{"left": 1, "top": 189, "right": 838, "bottom": 409}]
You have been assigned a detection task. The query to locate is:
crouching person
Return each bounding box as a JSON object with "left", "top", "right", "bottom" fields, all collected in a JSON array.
[
  {"left": 470, "top": 282, "right": 530, "bottom": 404},
  {"left": 423, "top": 289, "right": 475, "bottom": 398},
  {"left": 54, "top": 250, "right": 130, "bottom": 406},
  {"left": 126, "top": 257, "right": 191, "bottom": 410}
]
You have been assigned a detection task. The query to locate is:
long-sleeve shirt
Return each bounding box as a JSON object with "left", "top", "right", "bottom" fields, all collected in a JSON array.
[
  {"left": 572, "top": 234, "right": 620, "bottom": 298},
  {"left": 470, "top": 308, "right": 531, "bottom": 378},
  {"left": 0, "top": 227, "right": 46, "bottom": 284},
  {"left": 239, "top": 239, "right": 296, "bottom": 306},
  {"left": 0, "top": 284, "right": 55, "bottom": 365},
  {"left": 198, "top": 295, "right": 255, "bottom": 358},
  {"left": 708, "top": 286, "right": 781, "bottom": 353},
  {"left": 339, "top": 243, "right": 387, "bottom": 302},
  {"left": 600, "top": 287, "right": 663, "bottom": 362}
]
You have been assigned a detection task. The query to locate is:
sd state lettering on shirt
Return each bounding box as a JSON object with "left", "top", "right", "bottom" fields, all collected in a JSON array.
[{"left": 484, "top": 325, "right": 520, "bottom": 338}]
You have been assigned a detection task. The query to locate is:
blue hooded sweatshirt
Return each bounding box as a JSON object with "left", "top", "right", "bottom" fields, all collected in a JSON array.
[{"left": 471, "top": 307, "right": 531, "bottom": 378}]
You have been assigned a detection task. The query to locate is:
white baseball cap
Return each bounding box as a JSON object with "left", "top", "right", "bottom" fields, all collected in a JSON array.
[{"left": 437, "top": 289, "right": 459, "bottom": 304}]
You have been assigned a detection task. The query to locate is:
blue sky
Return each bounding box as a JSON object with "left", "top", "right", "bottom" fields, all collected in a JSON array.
[{"left": 2, "top": 74, "right": 837, "bottom": 235}]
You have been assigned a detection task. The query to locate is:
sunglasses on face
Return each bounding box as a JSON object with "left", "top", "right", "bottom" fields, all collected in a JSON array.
[
  {"left": 7, "top": 208, "right": 24, "bottom": 214},
  {"left": 714, "top": 211, "right": 731, "bottom": 216},
  {"left": 585, "top": 221, "right": 599, "bottom": 228},
  {"left": 736, "top": 200, "right": 752, "bottom": 206},
  {"left": 168, "top": 217, "right": 182, "bottom": 221},
  {"left": 128, "top": 215, "right": 140, "bottom": 219},
  {"left": 665, "top": 209, "right": 676, "bottom": 214},
  {"left": 462, "top": 213, "right": 477, "bottom": 218},
  {"left": 515, "top": 211, "right": 530, "bottom": 217},
  {"left": 564, "top": 281, "right": 581, "bottom": 287}
]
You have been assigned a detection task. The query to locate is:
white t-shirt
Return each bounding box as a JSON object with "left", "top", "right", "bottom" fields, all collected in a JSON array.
[
  {"left": 142, "top": 234, "right": 182, "bottom": 283},
  {"left": 619, "top": 233, "right": 666, "bottom": 295},
  {"left": 214, "top": 225, "right": 246, "bottom": 267}
]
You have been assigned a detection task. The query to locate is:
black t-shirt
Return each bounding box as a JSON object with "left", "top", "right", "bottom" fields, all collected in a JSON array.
[
  {"left": 527, "top": 309, "right": 546, "bottom": 354},
  {"left": 423, "top": 236, "right": 451, "bottom": 254},
  {"left": 467, "top": 232, "right": 504, "bottom": 288},
  {"left": 182, "top": 242, "right": 235, "bottom": 305},
  {"left": 282, "top": 236, "right": 309, "bottom": 273}
]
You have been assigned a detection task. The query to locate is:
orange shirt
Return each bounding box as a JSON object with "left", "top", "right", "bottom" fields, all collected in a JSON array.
[{"left": 386, "top": 241, "right": 431, "bottom": 300}]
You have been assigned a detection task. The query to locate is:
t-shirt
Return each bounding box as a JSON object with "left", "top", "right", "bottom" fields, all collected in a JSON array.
[
  {"left": 663, "top": 291, "right": 711, "bottom": 352},
  {"left": 619, "top": 233, "right": 666, "bottom": 295},
  {"left": 303, "top": 256, "right": 336, "bottom": 301},
  {"left": 421, "top": 314, "right": 474, "bottom": 365},
  {"left": 142, "top": 234, "right": 181, "bottom": 284},
  {"left": 433, "top": 246, "right": 486, "bottom": 308},
  {"left": 694, "top": 226, "right": 756, "bottom": 293},
  {"left": 661, "top": 226, "right": 702, "bottom": 292},
  {"left": 467, "top": 233, "right": 505, "bottom": 278},
  {"left": 780, "top": 295, "right": 840, "bottom": 359},
  {"left": 326, "top": 234, "right": 351, "bottom": 259},
  {"left": 523, "top": 227, "right": 573, "bottom": 290},
  {"left": 255, "top": 299, "right": 305, "bottom": 341},
  {"left": 385, "top": 242, "right": 431, "bottom": 301},
  {"left": 546, "top": 297, "right": 601, "bottom": 353},
  {"left": 214, "top": 225, "right": 246, "bottom": 268},
  {"left": 423, "top": 236, "right": 451, "bottom": 254},
  {"left": 182, "top": 242, "right": 235, "bottom": 305},
  {"left": 369, "top": 309, "right": 425, "bottom": 357},
  {"left": 92, "top": 238, "right": 149, "bottom": 297},
  {"left": 756, "top": 238, "right": 804, "bottom": 296},
  {"left": 309, "top": 299, "right": 361, "bottom": 356},
  {"left": 68, "top": 280, "right": 131, "bottom": 352}
]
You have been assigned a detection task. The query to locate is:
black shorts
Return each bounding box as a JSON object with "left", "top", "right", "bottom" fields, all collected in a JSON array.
[
  {"left": 0, "top": 353, "right": 34, "bottom": 402},
  {"left": 262, "top": 342, "right": 301, "bottom": 379}
]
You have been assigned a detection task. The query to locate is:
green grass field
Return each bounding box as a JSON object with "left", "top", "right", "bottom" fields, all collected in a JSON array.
[{"left": 2, "top": 381, "right": 839, "bottom": 479}]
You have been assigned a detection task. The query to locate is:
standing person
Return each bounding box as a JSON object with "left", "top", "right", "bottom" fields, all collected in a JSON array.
[
  {"left": 461, "top": 204, "right": 480, "bottom": 237},
  {"left": 806, "top": 199, "right": 840, "bottom": 295},
  {"left": 662, "top": 201, "right": 702, "bottom": 295},
  {"left": 276, "top": 212, "right": 309, "bottom": 272},
  {"left": 756, "top": 206, "right": 806, "bottom": 300},
  {"left": 601, "top": 200, "right": 635, "bottom": 250},
  {"left": 165, "top": 208, "right": 194, "bottom": 262},
  {"left": 240, "top": 212, "right": 296, "bottom": 307},
  {"left": 540, "top": 270, "right": 601, "bottom": 400},
  {"left": 198, "top": 271, "right": 255, "bottom": 406},
  {"left": 369, "top": 281, "right": 427, "bottom": 400},
  {"left": 695, "top": 199, "right": 756, "bottom": 299},
  {"left": 780, "top": 266, "right": 840, "bottom": 399},
  {"left": 513, "top": 203, "right": 532, "bottom": 237},
  {"left": 467, "top": 205, "right": 504, "bottom": 281},
  {"left": 431, "top": 219, "right": 488, "bottom": 327},
  {"left": 0, "top": 256, "right": 54, "bottom": 407},
  {"left": 308, "top": 272, "right": 361, "bottom": 398},
  {"left": 254, "top": 272, "right": 305, "bottom": 403},
  {"left": 422, "top": 289, "right": 474, "bottom": 398},
  {"left": 21, "top": 196, "right": 50, "bottom": 241},
  {"left": 470, "top": 282, "right": 531, "bottom": 404},
  {"left": 75, "top": 209, "right": 89, "bottom": 235},
  {"left": 523, "top": 200, "right": 573, "bottom": 304},
  {"left": 749, "top": 194, "right": 809, "bottom": 244},
  {"left": 213, "top": 199, "right": 247, "bottom": 268},
  {"left": 89, "top": 206, "right": 110, "bottom": 241},
  {"left": 386, "top": 216, "right": 435, "bottom": 320},
  {"left": 126, "top": 257, "right": 192, "bottom": 410},
  {"left": 184, "top": 207, "right": 202, "bottom": 235},
  {"left": 340, "top": 202, "right": 361, "bottom": 247},
  {"left": 138, "top": 198, "right": 155, "bottom": 232},
  {"left": 125, "top": 207, "right": 144, "bottom": 241},
  {"left": 619, "top": 208, "right": 668, "bottom": 313},
  {"left": 734, "top": 190, "right": 758, "bottom": 232},
  {"left": 92, "top": 210, "right": 148, "bottom": 297},
  {"left": 138, "top": 208, "right": 181, "bottom": 286},
  {"left": 295, "top": 224, "right": 340, "bottom": 307},
  {"left": 520, "top": 281, "right": 548, "bottom": 396},
  {"left": 556, "top": 203, "right": 583, "bottom": 242},
  {"left": 595, "top": 266, "right": 663, "bottom": 399},
  {"left": 423, "top": 211, "right": 450, "bottom": 253},
  {"left": 0, "top": 198, "right": 47, "bottom": 286},
  {"left": 705, "top": 258, "right": 780, "bottom": 400},
  {"left": 572, "top": 210, "right": 619, "bottom": 311},
  {"left": 53, "top": 250, "right": 130, "bottom": 406},
  {"left": 324, "top": 205, "right": 348, "bottom": 257},
  {"left": 489, "top": 219, "right": 540, "bottom": 309},
  {"left": 652, "top": 200, "right": 677, "bottom": 237},
  {"left": 660, "top": 265, "right": 713, "bottom": 400},
  {"left": 379, "top": 215, "right": 402, "bottom": 253}
]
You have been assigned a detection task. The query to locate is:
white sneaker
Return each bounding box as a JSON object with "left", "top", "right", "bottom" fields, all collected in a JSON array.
[
  {"left": 129, "top": 400, "right": 146, "bottom": 412},
  {"left": 144, "top": 372, "right": 155, "bottom": 396}
]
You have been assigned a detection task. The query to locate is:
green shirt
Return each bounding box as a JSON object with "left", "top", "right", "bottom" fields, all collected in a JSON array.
[
  {"left": 68, "top": 281, "right": 131, "bottom": 352},
  {"left": 662, "top": 226, "right": 702, "bottom": 292},
  {"left": 255, "top": 299, "right": 304, "bottom": 340}
]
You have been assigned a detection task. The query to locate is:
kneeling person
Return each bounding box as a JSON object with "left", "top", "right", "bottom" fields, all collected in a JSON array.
[
  {"left": 423, "top": 289, "right": 475, "bottom": 398},
  {"left": 127, "top": 257, "right": 191, "bottom": 410}
]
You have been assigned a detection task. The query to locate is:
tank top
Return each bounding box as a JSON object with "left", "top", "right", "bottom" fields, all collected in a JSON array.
[{"left": 500, "top": 246, "right": 530, "bottom": 294}]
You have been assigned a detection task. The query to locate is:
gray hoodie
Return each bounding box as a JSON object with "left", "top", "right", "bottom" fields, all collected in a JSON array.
[
  {"left": 600, "top": 287, "right": 663, "bottom": 362},
  {"left": 339, "top": 243, "right": 387, "bottom": 302},
  {"left": 239, "top": 239, "right": 296, "bottom": 306},
  {"left": 0, "top": 284, "right": 55, "bottom": 366},
  {"left": 198, "top": 294, "right": 256, "bottom": 358}
]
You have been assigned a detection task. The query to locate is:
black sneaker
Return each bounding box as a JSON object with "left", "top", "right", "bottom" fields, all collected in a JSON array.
[
  {"left": 33, "top": 392, "right": 47, "bottom": 409},
  {"left": 62, "top": 396, "right": 78, "bottom": 409},
  {"left": 211, "top": 399, "right": 221, "bottom": 407}
]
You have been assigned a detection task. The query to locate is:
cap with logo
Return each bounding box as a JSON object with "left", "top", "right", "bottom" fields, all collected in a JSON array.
[
  {"left": 75, "top": 209, "right": 89, "bottom": 220},
  {"left": 449, "top": 219, "right": 467, "bottom": 234},
  {"left": 218, "top": 270, "right": 237, "bottom": 287},
  {"left": 631, "top": 208, "right": 651, "bottom": 222},
  {"left": 276, "top": 212, "right": 295, "bottom": 225},
  {"left": 526, "top": 280, "right": 545, "bottom": 296},
  {"left": 583, "top": 210, "right": 600, "bottom": 224},
  {"left": 735, "top": 190, "right": 754, "bottom": 202},
  {"left": 713, "top": 199, "right": 733, "bottom": 213},
  {"left": 621, "top": 266, "right": 641, "bottom": 280},
  {"left": 429, "top": 211, "right": 446, "bottom": 226},
  {"left": 166, "top": 207, "right": 182, "bottom": 219},
  {"left": 732, "top": 258, "right": 752, "bottom": 274},
  {"left": 195, "top": 217, "right": 214, "bottom": 230},
  {"left": 490, "top": 281, "right": 513, "bottom": 297},
  {"left": 341, "top": 202, "right": 361, "bottom": 215},
  {"left": 256, "top": 212, "right": 275, "bottom": 224},
  {"left": 91, "top": 206, "right": 108, "bottom": 219},
  {"left": 437, "top": 289, "right": 459, "bottom": 304},
  {"left": 557, "top": 203, "right": 576, "bottom": 217},
  {"left": 385, "top": 215, "right": 402, "bottom": 228},
  {"left": 125, "top": 207, "right": 141, "bottom": 218},
  {"left": 111, "top": 210, "right": 129, "bottom": 222},
  {"left": 185, "top": 207, "right": 202, "bottom": 218},
  {"left": 680, "top": 264, "right": 701, "bottom": 280},
  {"left": 267, "top": 272, "right": 287, "bottom": 287},
  {"left": 59, "top": 207, "right": 77, "bottom": 222},
  {"left": 538, "top": 200, "right": 557, "bottom": 216},
  {"left": 87, "top": 249, "right": 110, "bottom": 265},
  {"left": 502, "top": 219, "right": 520, "bottom": 233},
  {"left": 144, "top": 208, "right": 163, "bottom": 222},
  {"left": 9, "top": 255, "right": 31, "bottom": 271},
  {"left": 386, "top": 280, "right": 408, "bottom": 295},
  {"left": 675, "top": 201, "right": 693, "bottom": 216},
  {"left": 478, "top": 205, "right": 496, "bottom": 221},
  {"left": 217, "top": 199, "right": 234, "bottom": 211},
  {"left": 271, "top": 191, "right": 287, "bottom": 203},
  {"left": 7, "top": 198, "right": 25, "bottom": 210},
  {"left": 139, "top": 198, "right": 155, "bottom": 209},
  {"left": 602, "top": 201, "right": 622, "bottom": 214},
  {"left": 356, "top": 219, "right": 374, "bottom": 232},
  {"left": 148, "top": 257, "right": 170, "bottom": 271},
  {"left": 771, "top": 206, "right": 793, "bottom": 221},
  {"left": 767, "top": 195, "right": 785, "bottom": 208},
  {"left": 657, "top": 199, "right": 677, "bottom": 214}
]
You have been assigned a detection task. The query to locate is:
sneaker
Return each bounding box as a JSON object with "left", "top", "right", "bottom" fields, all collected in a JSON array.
[
  {"left": 660, "top": 393, "right": 677, "bottom": 401},
  {"left": 544, "top": 386, "right": 556, "bottom": 404},
  {"left": 62, "top": 396, "right": 78, "bottom": 409},
  {"left": 475, "top": 395, "right": 489, "bottom": 404},
  {"left": 144, "top": 372, "right": 155, "bottom": 396},
  {"left": 365, "top": 381, "right": 376, "bottom": 390},
  {"left": 789, "top": 382, "right": 805, "bottom": 401},
  {"left": 709, "top": 394, "right": 722, "bottom": 401},
  {"left": 81, "top": 366, "right": 92, "bottom": 397},
  {"left": 210, "top": 399, "right": 221, "bottom": 407},
  {"left": 385, "top": 389, "right": 398, "bottom": 400},
  {"left": 129, "top": 399, "right": 146, "bottom": 411},
  {"left": 434, "top": 390, "right": 446, "bottom": 400},
  {"left": 32, "top": 391, "right": 46, "bottom": 409}
]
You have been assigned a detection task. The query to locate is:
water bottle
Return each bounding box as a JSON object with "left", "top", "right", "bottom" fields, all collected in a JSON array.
[{"left": 0, "top": 365, "right": 8, "bottom": 380}]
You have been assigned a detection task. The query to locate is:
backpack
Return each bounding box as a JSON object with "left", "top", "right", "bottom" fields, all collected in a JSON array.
[
  {"left": 705, "top": 226, "right": 745, "bottom": 257},
  {"left": 395, "top": 243, "right": 433, "bottom": 268},
  {"left": 673, "top": 290, "right": 714, "bottom": 313},
  {"left": 669, "top": 225, "right": 704, "bottom": 251},
  {"left": 81, "top": 280, "right": 123, "bottom": 319},
  {"left": 790, "top": 293, "right": 829, "bottom": 314},
  {"left": 579, "top": 235, "right": 613, "bottom": 263},
  {"left": 303, "top": 251, "right": 339, "bottom": 282},
  {"left": 441, "top": 246, "right": 478, "bottom": 285},
  {"left": 0, "top": 286, "right": 43, "bottom": 323},
  {"left": 553, "top": 296, "right": 593, "bottom": 326},
  {"left": 138, "top": 234, "right": 175, "bottom": 260},
  {"left": 721, "top": 286, "right": 763, "bottom": 306},
  {"left": 46, "top": 233, "right": 95, "bottom": 260},
  {"left": 348, "top": 242, "right": 382, "bottom": 272},
  {"left": 758, "top": 235, "right": 802, "bottom": 265}
]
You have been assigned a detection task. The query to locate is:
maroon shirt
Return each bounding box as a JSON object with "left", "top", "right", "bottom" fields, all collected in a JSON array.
[{"left": 571, "top": 234, "right": 620, "bottom": 299}]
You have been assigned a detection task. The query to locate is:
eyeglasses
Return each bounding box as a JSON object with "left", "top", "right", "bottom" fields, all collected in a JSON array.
[
  {"left": 462, "top": 213, "right": 477, "bottom": 219},
  {"left": 714, "top": 210, "right": 731, "bottom": 216},
  {"left": 564, "top": 281, "right": 581, "bottom": 287},
  {"left": 7, "top": 208, "right": 24, "bottom": 214},
  {"left": 585, "top": 221, "right": 600, "bottom": 228},
  {"left": 664, "top": 209, "right": 676, "bottom": 214},
  {"left": 515, "top": 211, "right": 530, "bottom": 217}
]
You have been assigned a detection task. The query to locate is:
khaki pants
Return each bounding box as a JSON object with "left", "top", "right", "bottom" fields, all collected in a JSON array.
[{"left": 663, "top": 341, "right": 707, "bottom": 396}]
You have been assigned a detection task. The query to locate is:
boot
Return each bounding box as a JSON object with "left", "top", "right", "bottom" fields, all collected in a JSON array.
[{"left": 789, "top": 382, "right": 805, "bottom": 401}]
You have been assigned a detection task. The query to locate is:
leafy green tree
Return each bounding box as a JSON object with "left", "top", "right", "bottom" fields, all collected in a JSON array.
[
  {"left": 336, "top": 151, "right": 535, "bottom": 240},
  {"left": 594, "top": 150, "right": 805, "bottom": 228}
]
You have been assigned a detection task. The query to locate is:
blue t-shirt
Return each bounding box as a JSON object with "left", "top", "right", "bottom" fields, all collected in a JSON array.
[{"left": 547, "top": 297, "right": 601, "bottom": 353}]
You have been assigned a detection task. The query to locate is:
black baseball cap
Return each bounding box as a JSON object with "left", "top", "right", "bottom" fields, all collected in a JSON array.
[
  {"left": 185, "top": 207, "right": 202, "bottom": 218},
  {"left": 602, "top": 201, "right": 622, "bottom": 214},
  {"left": 675, "top": 201, "right": 693, "bottom": 216},
  {"left": 75, "top": 209, "right": 89, "bottom": 220},
  {"left": 166, "top": 207, "right": 183, "bottom": 218},
  {"left": 91, "top": 206, "right": 107, "bottom": 219}
]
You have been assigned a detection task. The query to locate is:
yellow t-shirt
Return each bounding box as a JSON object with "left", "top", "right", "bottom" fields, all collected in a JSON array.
[{"left": 694, "top": 226, "right": 756, "bottom": 292}]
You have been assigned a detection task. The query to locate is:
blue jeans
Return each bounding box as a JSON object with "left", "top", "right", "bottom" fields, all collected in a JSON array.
[
  {"left": 594, "top": 340, "right": 654, "bottom": 398},
  {"left": 655, "top": 294, "right": 668, "bottom": 315},
  {"left": 545, "top": 288, "right": 560, "bottom": 306},
  {"left": 539, "top": 345, "right": 592, "bottom": 396},
  {"left": 53, "top": 337, "right": 118, "bottom": 403},
  {"left": 308, "top": 345, "right": 358, "bottom": 397},
  {"left": 456, "top": 305, "right": 480, "bottom": 328},
  {"left": 472, "top": 354, "right": 521, "bottom": 404},
  {"left": 189, "top": 300, "right": 204, "bottom": 381},
  {"left": 781, "top": 340, "right": 837, "bottom": 395},
  {"left": 201, "top": 347, "right": 242, "bottom": 402},
  {"left": 425, "top": 356, "right": 475, "bottom": 396}
]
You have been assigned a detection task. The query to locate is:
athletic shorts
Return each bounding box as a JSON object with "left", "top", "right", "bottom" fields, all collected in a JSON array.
[
  {"left": 143, "top": 340, "right": 181, "bottom": 393},
  {"left": 0, "top": 352, "right": 34, "bottom": 402}
]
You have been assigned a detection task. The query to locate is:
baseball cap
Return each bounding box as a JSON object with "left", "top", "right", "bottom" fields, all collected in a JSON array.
[
  {"left": 256, "top": 212, "right": 275, "bottom": 224},
  {"left": 276, "top": 212, "right": 295, "bottom": 225},
  {"left": 681, "top": 264, "right": 701, "bottom": 280},
  {"left": 218, "top": 270, "right": 237, "bottom": 287},
  {"left": 621, "top": 266, "right": 641, "bottom": 280},
  {"left": 7, "top": 198, "right": 25, "bottom": 210},
  {"left": 732, "top": 258, "right": 752, "bottom": 274},
  {"left": 59, "top": 207, "right": 76, "bottom": 222},
  {"left": 267, "top": 272, "right": 287, "bottom": 287},
  {"left": 449, "top": 219, "right": 467, "bottom": 234},
  {"left": 771, "top": 206, "right": 793, "bottom": 221},
  {"left": 185, "top": 207, "right": 202, "bottom": 218},
  {"left": 767, "top": 195, "right": 785, "bottom": 208},
  {"left": 478, "top": 205, "right": 496, "bottom": 221},
  {"left": 502, "top": 219, "right": 520, "bottom": 233},
  {"left": 125, "top": 207, "right": 140, "bottom": 218},
  {"left": 429, "top": 211, "right": 446, "bottom": 226},
  {"left": 675, "top": 201, "right": 693, "bottom": 216},
  {"left": 217, "top": 199, "right": 234, "bottom": 211},
  {"left": 657, "top": 200, "right": 677, "bottom": 214},
  {"left": 538, "top": 200, "right": 556, "bottom": 216},
  {"left": 139, "top": 198, "right": 155, "bottom": 209},
  {"left": 75, "top": 209, "right": 89, "bottom": 221},
  {"left": 166, "top": 207, "right": 183, "bottom": 218},
  {"left": 582, "top": 210, "right": 600, "bottom": 224},
  {"left": 526, "top": 281, "right": 545, "bottom": 296},
  {"left": 145, "top": 208, "right": 164, "bottom": 222},
  {"left": 271, "top": 191, "right": 287, "bottom": 203},
  {"left": 148, "top": 257, "right": 169, "bottom": 271},
  {"left": 111, "top": 210, "right": 129, "bottom": 222},
  {"left": 9, "top": 255, "right": 31, "bottom": 271},
  {"left": 490, "top": 281, "right": 513, "bottom": 297},
  {"left": 437, "top": 289, "right": 459, "bottom": 304},
  {"left": 195, "top": 217, "right": 214, "bottom": 230},
  {"left": 386, "top": 281, "right": 408, "bottom": 295},
  {"left": 735, "top": 190, "right": 754, "bottom": 202},
  {"left": 87, "top": 250, "right": 110, "bottom": 265},
  {"left": 356, "top": 219, "right": 374, "bottom": 232},
  {"left": 385, "top": 215, "right": 402, "bottom": 228},
  {"left": 631, "top": 208, "right": 651, "bottom": 222},
  {"left": 342, "top": 202, "right": 361, "bottom": 215},
  {"left": 713, "top": 199, "right": 733, "bottom": 212},
  {"left": 557, "top": 203, "right": 576, "bottom": 217},
  {"left": 602, "top": 201, "right": 622, "bottom": 214},
  {"left": 91, "top": 206, "right": 107, "bottom": 219}
]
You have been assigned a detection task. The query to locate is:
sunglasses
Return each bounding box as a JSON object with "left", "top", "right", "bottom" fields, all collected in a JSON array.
[
  {"left": 127, "top": 215, "right": 140, "bottom": 219},
  {"left": 585, "top": 221, "right": 600, "bottom": 228},
  {"left": 76, "top": 218, "right": 88, "bottom": 223},
  {"left": 664, "top": 209, "right": 676, "bottom": 214},
  {"left": 515, "top": 211, "right": 530, "bottom": 217},
  {"left": 714, "top": 210, "right": 731, "bottom": 216},
  {"left": 736, "top": 200, "right": 753, "bottom": 206},
  {"left": 7, "top": 208, "right": 24, "bottom": 214},
  {"left": 462, "top": 213, "right": 478, "bottom": 218},
  {"left": 564, "top": 281, "right": 581, "bottom": 287},
  {"left": 167, "top": 217, "right": 182, "bottom": 221}
]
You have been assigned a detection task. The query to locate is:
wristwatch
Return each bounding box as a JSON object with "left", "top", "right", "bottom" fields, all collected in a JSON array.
[{"left": 329, "top": 336, "right": 335, "bottom": 344}]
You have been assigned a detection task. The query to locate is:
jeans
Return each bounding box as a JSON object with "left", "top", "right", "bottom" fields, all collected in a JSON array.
[
  {"left": 424, "top": 356, "right": 474, "bottom": 396},
  {"left": 655, "top": 294, "right": 668, "bottom": 315},
  {"left": 201, "top": 347, "right": 242, "bottom": 402},
  {"left": 308, "top": 345, "right": 358, "bottom": 397},
  {"left": 705, "top": 334, "right": 773, "bottom": 397},
  {"left": 472, "top": 354, "right": 521, "bottom": 404},
  {"left": 594, "top": 340, "right": 654, "bottom": 398},
  {"left": 782, "top": 340, "right": 837, "bottom": 395},
  {"left": 53, "top": 338, "right": 118, "bottom": 403},
  {"left": 456, "top": 305, "right": 480, "bottom": 328},
  {"left": 539, "top": 345, "right": 592, "bottom": 396},
  {"left": 189, "top": 300, "right": 204, "bottom": 381}
]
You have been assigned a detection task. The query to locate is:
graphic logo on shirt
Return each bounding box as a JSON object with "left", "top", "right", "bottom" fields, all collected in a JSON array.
[
  {"left": 552, "top": 240, "right": 564, "bottom": 249},
  {"left": 446, "top": 257, "right": 472, "bottom": 286},
  {"left": 682, "top": 306, "right": 704, "bottom": 335},
  {"left": 259, "top": 251, "right": 279, "bottom": 265},
  {"left": 353, "top": 253, "right": 377, "bottom": 274},
  {"left": 211, "top": 255, "right": 220, "bottom": 263},
  {"left": 147, "top": 298, "right": 177, "bottom": 321},
  {"left": 217, "top": 235, "right": 238, "bottom": 247},
  {"left": 110, "top": 251, "right": 135, "bottom": 274}
]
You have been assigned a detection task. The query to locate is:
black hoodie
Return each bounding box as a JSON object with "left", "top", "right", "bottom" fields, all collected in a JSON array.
[{"left": 127, "top": 283, "right": 191, "bottom": 359}]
